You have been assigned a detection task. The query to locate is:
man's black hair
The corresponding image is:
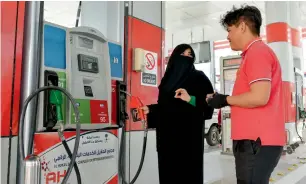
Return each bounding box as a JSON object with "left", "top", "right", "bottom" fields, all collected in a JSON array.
[{"left": 220, "top": 5, "right": 262, "bottom": 36}]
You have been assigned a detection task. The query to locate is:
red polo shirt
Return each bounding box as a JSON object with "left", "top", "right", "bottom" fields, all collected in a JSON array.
[{"left": 231, "top": 39, "right": 286, "bottom": 146}]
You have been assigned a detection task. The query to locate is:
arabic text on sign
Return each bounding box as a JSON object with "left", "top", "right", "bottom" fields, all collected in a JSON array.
[{"left": 53, "top": 148, "right": 115, "bottom": 163}]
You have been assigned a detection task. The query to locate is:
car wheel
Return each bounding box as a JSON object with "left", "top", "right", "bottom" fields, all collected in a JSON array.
[{"left": 206, "top": 125, "right": 220, "bottom": 146}]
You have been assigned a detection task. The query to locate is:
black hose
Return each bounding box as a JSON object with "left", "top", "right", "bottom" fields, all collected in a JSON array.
[
  {"left": 18, "top": 86, "right": 81, "bottom": 184},
  {"left": 61, "top": 137, "right": 82, "bottom": 184},
  {"left": 119, "top": 123, "right": 148, "bottom": 184},
  {"left": 295, "top": 78, "right": 304, "bottom": 143},
  {"left": 118, "top": 90, "right": 148, "bottom": 184}
]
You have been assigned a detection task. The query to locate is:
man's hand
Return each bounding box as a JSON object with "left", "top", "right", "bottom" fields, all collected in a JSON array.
[
  {"left": 175, "top": 88, "right": 191, "bottom": 102},
  {"left": 207, "top": 93, "right": 229, "bottom": 109}
]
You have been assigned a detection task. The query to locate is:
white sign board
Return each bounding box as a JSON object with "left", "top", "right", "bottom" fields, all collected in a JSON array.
[
  {"left": 141, "top": 50, "right": 158, "bottom": 87},
  {"left": 34, "top": 131, "right": 118, "bottom": 184}
]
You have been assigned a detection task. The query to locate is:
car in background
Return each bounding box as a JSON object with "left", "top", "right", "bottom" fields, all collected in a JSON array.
[{"left": 204, "top": 109, "right": 222, "bottom": 146}]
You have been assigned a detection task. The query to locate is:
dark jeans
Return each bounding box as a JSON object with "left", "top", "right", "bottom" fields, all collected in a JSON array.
[{"left": 233, "top": 138, "right": 283, "bottom": 184}]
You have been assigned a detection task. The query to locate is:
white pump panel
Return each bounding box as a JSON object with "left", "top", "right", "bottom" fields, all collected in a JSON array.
[{"left": 66, "top": 26, "right": 112, "bottom": 129}]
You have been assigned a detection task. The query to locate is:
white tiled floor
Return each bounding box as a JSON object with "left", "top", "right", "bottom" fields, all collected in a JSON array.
[
  {"left": 204, "top": 140, "right": 221, "bottom": 153},
  {"left": 296, "top": 176, "right": 306, "bottom": 184},
  {"left": 203, "top": 143, "right": 306, "bottom": 184}
]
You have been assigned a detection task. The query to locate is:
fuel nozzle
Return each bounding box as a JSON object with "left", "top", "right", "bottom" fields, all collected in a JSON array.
[
  {"left": 48, "top": 81, "right": 64, "bottom": 122},
  {"left": 129, "top": 96, "right": 147, "bottom": 129},
  {"left": 119, "top": 90, "right": 147, "bottom": 128},
  {"left": 299, "top": 107, "right": 306, "bottom": 120}
]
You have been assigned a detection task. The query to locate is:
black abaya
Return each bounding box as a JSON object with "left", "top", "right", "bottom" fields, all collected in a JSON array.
[{"left": 147, "top": 69, "right": 214, "bottom": 184}]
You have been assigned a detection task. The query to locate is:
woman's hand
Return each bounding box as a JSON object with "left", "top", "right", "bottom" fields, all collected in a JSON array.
[
  {"left": 206, "top": 93, "right": 214, "bottom": 103},
  {"left": 175, "top": 88, "right": 191, "bottom": 102},
  {"left": 140, "top": 106, "right": 150, "bottom": 115}
]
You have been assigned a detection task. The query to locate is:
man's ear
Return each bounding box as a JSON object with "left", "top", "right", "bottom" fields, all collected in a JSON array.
[{"left": 240, "top": 22, "right": 246, "bottom": 33}]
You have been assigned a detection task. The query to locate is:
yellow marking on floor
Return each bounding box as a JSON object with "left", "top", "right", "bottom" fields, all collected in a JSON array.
[
  {"left": 288, "top": 167, "right": 294, "bottom": 171},
  {"left": 269, "top": 178, "right": 275, "bottom": 182},
  {"left": 277, "top": 172, "right": 284, "bottom": 176}
]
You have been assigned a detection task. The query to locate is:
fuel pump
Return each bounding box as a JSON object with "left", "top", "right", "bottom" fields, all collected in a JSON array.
[
  {"left": 287, "top": 67, "right": 306, "bottom": 154},
  {"left": 285, "top": 67, "right": 306, "bottom": 154},
  {"left": 27, "top": 23, "right": 119, "bottom": 184},
  {"left": 37, "top": 24, "right": 114, "bottom": 131},
  {"left": 21, "top": 20, "right": 149, "bottom": 184},
  {"left": 66, "top": 26, "right": 113, "bottom": 129},
  {"left": 219, "top": 55, "right": 242, "bottom": 155}
]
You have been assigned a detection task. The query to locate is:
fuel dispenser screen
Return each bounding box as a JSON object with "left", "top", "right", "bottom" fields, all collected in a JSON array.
[
  {"left": 223, "top": 58, "right": 241, "bottom": 67},
  {"left": 223, "top": 69, "right": 238, "bottom": 95},
  {"left": 222, "top": 58, "right": 241, "bottom": 95},
  {"left": 78, "top": 54, "right": 99, "bottom": 73},
  {"left": 78, "top": 36, "right": 94, "bottom": 49}
]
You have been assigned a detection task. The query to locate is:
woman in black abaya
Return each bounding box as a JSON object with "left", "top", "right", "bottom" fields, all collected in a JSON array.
[{"left": 142, "top": 44, "right": 214, "bottom": 184}]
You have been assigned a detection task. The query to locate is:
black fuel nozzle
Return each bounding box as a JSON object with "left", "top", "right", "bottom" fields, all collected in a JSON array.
[
  {"left": 44, "top": 70, "right": 60, "bottom": 130},
  {"left": 117, "top": 81, "right": 129, "bottom": 128},
  {"left": 299, "top": 107, "right": 306, "bottom": 120}
]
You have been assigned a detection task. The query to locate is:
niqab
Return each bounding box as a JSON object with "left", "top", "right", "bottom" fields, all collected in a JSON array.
[{"left": 158, "top": 44, "right": 196, "bottom": 94}]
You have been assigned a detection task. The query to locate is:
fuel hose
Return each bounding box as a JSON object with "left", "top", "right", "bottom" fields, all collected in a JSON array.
[
  {"left": 49, "top": 82, "right": 82, "bottom": 184},
  {"left": 118, "top": 90, "right": 148, "bottom": 184},
  {"left": 18, "top": 86, "right": 81, "bottom": 184},
  {"left": 58, "top": 129, "right": 82, "bottom": 184},
  {"left": 119, "top": 124, "right": 148, "bottom": 184},
  {"left": 295, "top": 86, "right": 304, "bottom": 143}
]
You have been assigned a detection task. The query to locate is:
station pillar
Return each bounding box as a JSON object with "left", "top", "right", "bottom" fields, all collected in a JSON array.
[
  {"left": 81, "top": 1, "right": 124, "bottom": 44},
  {"left": 81, "top": 2, "right": 166, "bottom": 183},
  {"left": 125, "top": 1, "right": 165, "bottom": 131},
  {"left": 265, "top": 1, "right": 304, "bottom": 145},
  {"left": 1, "top": 2, "right": 26, "bottom": 184},
  {"left": 124, "top": 2, "right": 166, "bottom": 184}
]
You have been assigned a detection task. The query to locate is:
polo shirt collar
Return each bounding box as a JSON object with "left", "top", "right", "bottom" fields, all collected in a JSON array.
[{"left": 241, "top": 38, "right": 262, "bottom": 57}]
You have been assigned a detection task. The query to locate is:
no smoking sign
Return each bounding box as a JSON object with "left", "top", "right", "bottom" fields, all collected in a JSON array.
[
  {"left": 141, "top": 50, "right": 158, "bottom": 87},
  {"left": 145, "top": 53, "right": 155, "bottom": 70}
]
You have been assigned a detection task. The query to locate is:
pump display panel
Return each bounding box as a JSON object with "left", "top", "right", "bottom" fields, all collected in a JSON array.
[
  {"left": 223, "top": 58, "right": 241, "bottom": 67},
  {"left": 223, "top": 69, "right": 237, "bottom": 95},
  {"left": 78, "top": 36, "right": 94, "bottom": 49},
  {"left": 222, "top": 58, "right": 241, "bottom": 95},
  {"left": 78, "top": 54, "right": 99, "bottom": 73}
]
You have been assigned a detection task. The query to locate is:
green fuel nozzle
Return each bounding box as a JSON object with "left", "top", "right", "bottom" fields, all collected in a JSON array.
[{"left": 49, "top": 81, "right": 64, "bottom": 122}]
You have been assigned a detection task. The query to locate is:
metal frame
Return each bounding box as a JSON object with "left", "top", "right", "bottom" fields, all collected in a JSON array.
[
  {"left": 295, "top": 67, "right": 304, "bottom": 77},
  {"left": 17, "top": 1, "right": 44, "bottom": 184}
]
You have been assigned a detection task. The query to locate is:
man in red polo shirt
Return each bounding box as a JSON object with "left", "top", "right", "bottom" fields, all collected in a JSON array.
[{"left": 207, "top": 5, "right": 285, "bottom": 184}]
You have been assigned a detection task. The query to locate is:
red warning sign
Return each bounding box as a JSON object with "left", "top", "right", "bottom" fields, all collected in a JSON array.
[
  {"left": 141, "top": 51, "right": 158, "bottom": 87},
  {"left": 145, "top": 53, "right": 155, "bottom": 70}
]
